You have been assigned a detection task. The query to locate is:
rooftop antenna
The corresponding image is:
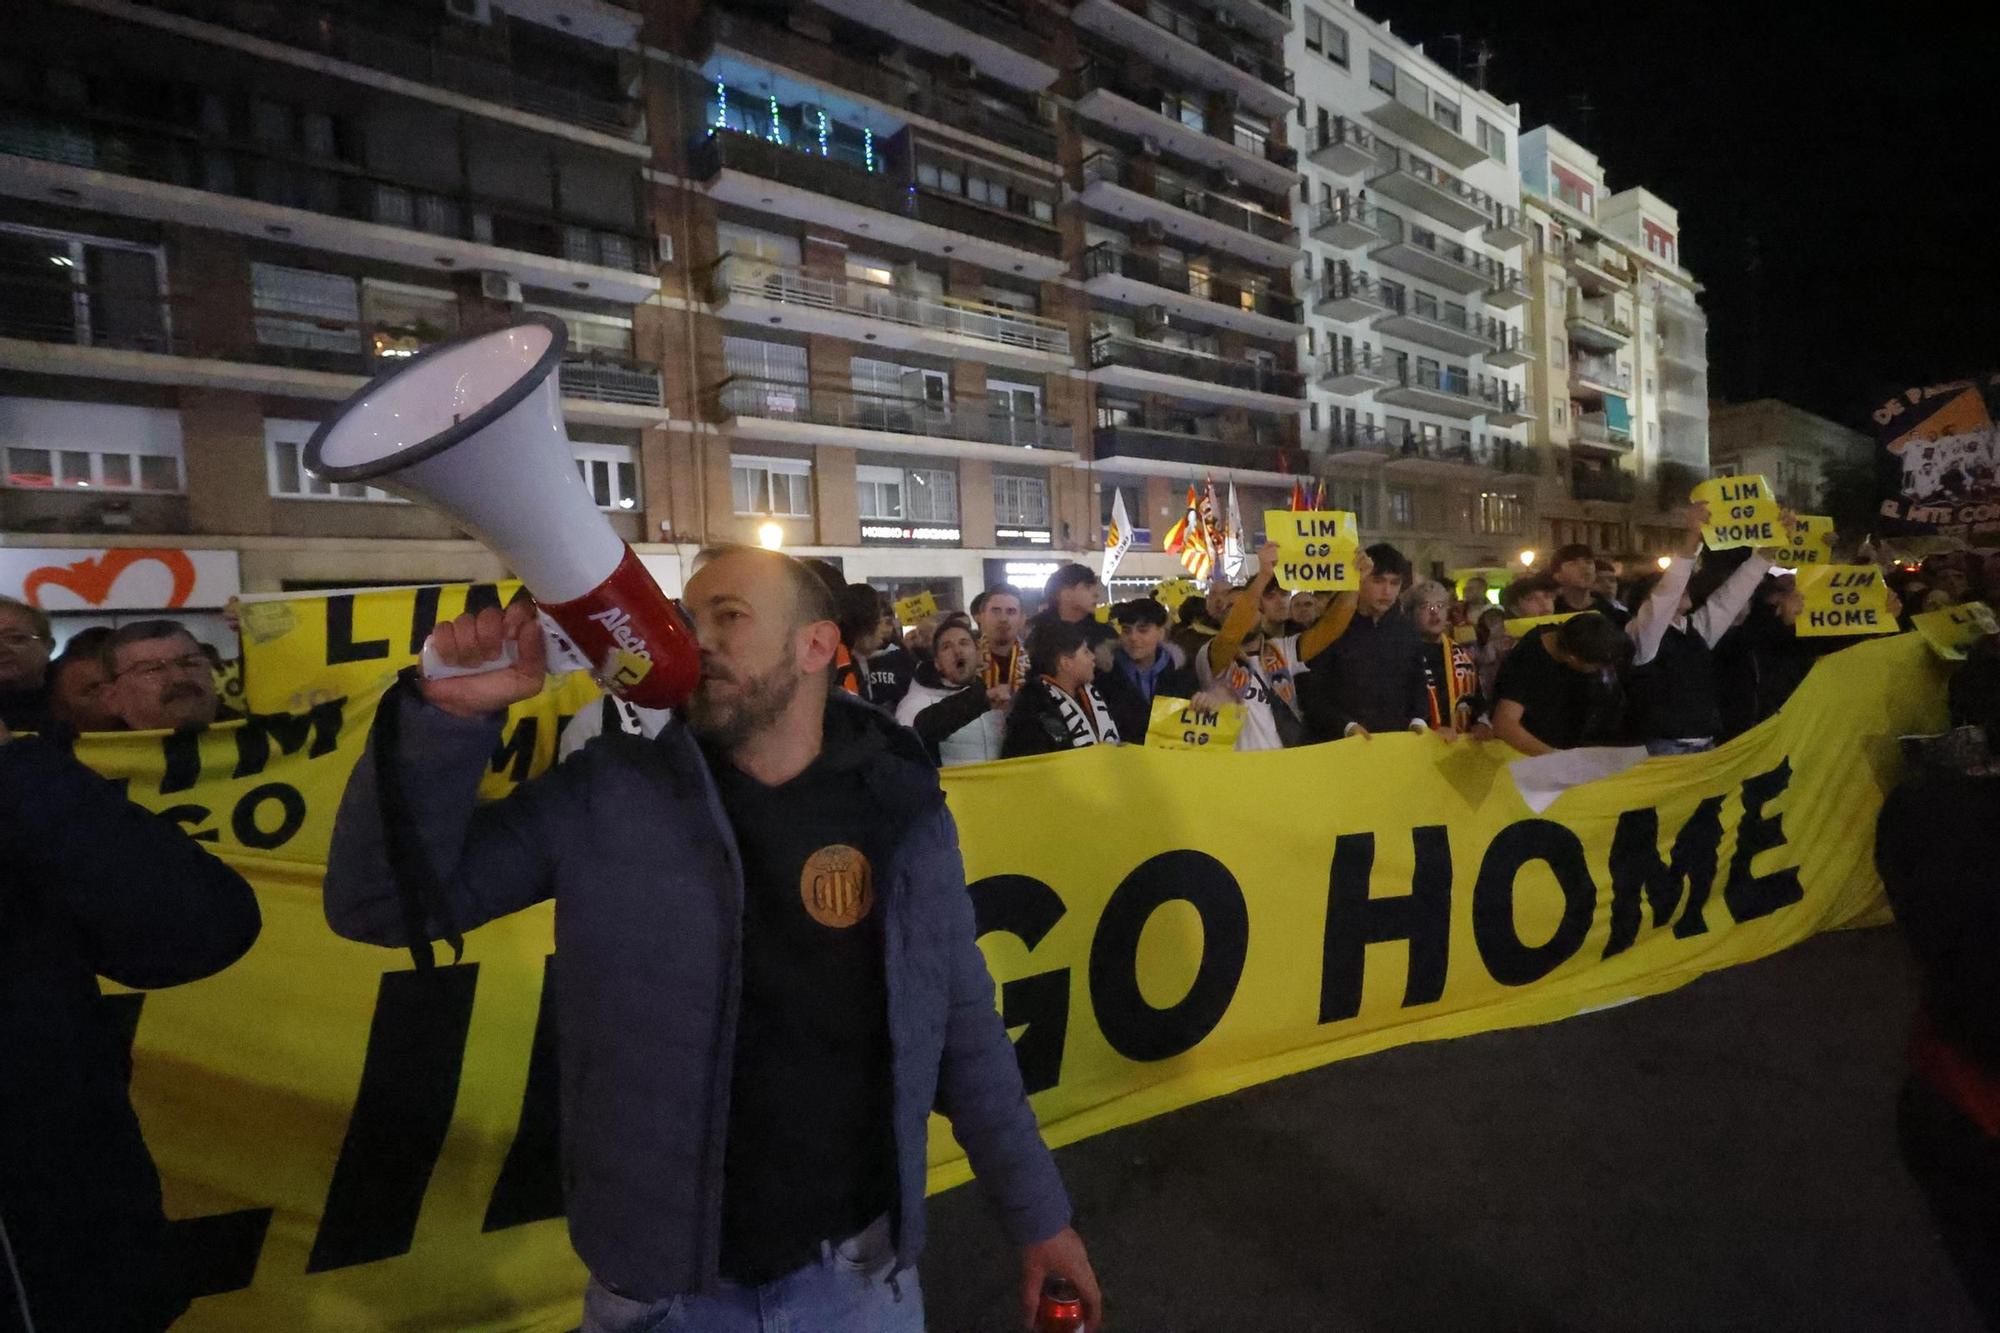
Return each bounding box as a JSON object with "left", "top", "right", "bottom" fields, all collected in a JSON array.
[
  {"left": 1569, "top": 93, "right": 1597, "bottom": 144},
  {"left": 1468, "top": 39, "right": 1495, "bottom": 92}
]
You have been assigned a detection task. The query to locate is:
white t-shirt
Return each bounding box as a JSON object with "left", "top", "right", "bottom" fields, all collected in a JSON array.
[{"left": 1195, "top": 633, "right": 1309, "bottom": 751}]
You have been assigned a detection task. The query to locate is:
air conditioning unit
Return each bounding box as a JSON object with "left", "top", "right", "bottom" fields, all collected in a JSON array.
[
  {"left": 479, "top": 270, "right": 522, "bottom": 304},
  {"left": 950, "top": 54, "right": 977, "bottom": 82},
  {"left": 1139, "top": 219, "right": 1167, "bottom": 244},
  {"left": 656, "top": 234, "right": 675, "bottom": 266},
  {"left": 1139, "top": 304, "right": 1170, "bottom": 330},
  {"left": 1220, "top": 171, "right": 1241, "bottom": 192},
  {"left": 1138, "top": 135, "right": 1161, "bottom": 158},
  {"left": 444, "top": 0, "right": 491, "bottom": 24}
]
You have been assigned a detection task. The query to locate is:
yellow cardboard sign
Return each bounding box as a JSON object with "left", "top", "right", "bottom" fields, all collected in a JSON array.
[
  {"left": 1911, "top": 600, "right": 1999, "bottom": 660},
  {"left": 1262, "top": 510, "right": 1360, "bottom": 592},
  {"left": 1451, "top": 623, "right": 1479, "bottom": 645},
  {"left": 1503, "top": 611, "right": 1578, "bottom": 640},
  {"left": 1796, "top": 564, "right": 1896, "bottom": 637},
  {"left": 1692, "top": 474, "right": 1782, "bottom": 549},
  {"left": 1143, "top": 695, "right": 1246, "bottom": 750},
  {"left": 1765, "top": 514, "right": 1835, "bottom": 567},
  {"left": 894, "top": 590, "right": 939, "bottom": 624},
  {"left": 1151, "top": 577, "right": 1202, "bottom": 617}
]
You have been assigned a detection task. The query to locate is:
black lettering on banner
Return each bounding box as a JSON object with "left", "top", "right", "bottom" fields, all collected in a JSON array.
[
  {"left": 484, "top": 954, "right": 566, "bottom": 1232},
  {"left": 1089, "top": 852, "right": 1248, "bottom": 1062},
  {"left": 463, "top": 583, "right": 505, "bottom": 619},
  {"left": 159, "top": 803, "right": 219, "bottom": 842},
  {"left": 1472, "top": 820, "right": 1596, "bottom": 986},
  {"left": 230, "top": 782, "right": 307, "bottom": 851},
  {"left": 1603, "top": 796, "right": 1726, "bottom": 957},
  {"left": 408, "top": 584, "right": 444, "bottom": 655},
  {"left": 159, "top": 727, "right": 204, "bottom": 795},
  {"left": 970, "top": 874, "right": 1070, "bottom": 1095},
  {"left": 1319, "top": 827, "right": 1451, "bottom": 1023},
  {"left": 490, "top": 718, "right": 540, "bottom": 783},
  {"left": 231, "top": 699, "right": 347, "bottom": 778},
  {"left": 1723, "top": 758, "right": 1805, "bottom": 923},
  {"left": 307, "top": 965, "right": 480, "bottom": 1272},
  {"left": 325, "top": 594, "right": 391, "bottom": 665}
]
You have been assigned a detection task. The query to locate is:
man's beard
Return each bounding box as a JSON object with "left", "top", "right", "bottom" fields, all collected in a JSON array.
[
  {"left": 156, "top": 682, "right": 214, "bottom": 726},
  {"left": 684, "top": 651, "right": 802, "bottom": 749}
]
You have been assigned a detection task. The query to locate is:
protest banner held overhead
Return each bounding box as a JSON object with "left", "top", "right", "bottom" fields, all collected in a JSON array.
[
  {"left": 1765, "top": 515, "right": 1836, "bottom": 567},
  {"left": 1872, "top": 371, "right": 2000, "bottom": 542}
]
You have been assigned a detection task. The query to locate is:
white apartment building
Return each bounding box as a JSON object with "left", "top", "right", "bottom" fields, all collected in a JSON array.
[
  {"left": 1288, "top": 1, "right": 1536, "bottom": 578},
  {"left": 1709, "top": 399, "right": 1870, "bottom": 512}
]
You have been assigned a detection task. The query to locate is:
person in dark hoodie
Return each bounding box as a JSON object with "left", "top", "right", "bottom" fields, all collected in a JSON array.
[
  {"left": 1003, "top": 619, "right": 1120, "bottom": 757},
  {"left": 1096, "top": 597, "right": 1197, "bottom": 742},
  {"left": 1, "top": 716, "right": 261, "bottom": 1333},
  {"left": 0, "top": 596, "right": 53, "bottom": 733},
  {"left": 1490, "top": 611, "right": 1630, "bottom": 755},
  {"left": 865, "top": 594, "right": 916, "bottom": 711},
  {"left": 323, "top": 545, "right": 1099, "bottom": 1333},
  {"left": 1875, "top": 642, "right": 2000, "bottom": 1326},
  {"left": 1300, "top": 542, "right": 1431, "bottom": 741},
  {"left": 894, "top": 615, "right": 1007, "bottom": 766}
]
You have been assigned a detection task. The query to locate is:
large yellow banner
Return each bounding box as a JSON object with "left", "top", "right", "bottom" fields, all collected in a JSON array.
[{"left": 74, "top": 590, "right": 1946, "bottom": 1330}]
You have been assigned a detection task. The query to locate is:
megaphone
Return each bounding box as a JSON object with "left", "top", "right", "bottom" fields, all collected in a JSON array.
[{"left": 304, "top": 313, "right": 699, "bottom": 709}]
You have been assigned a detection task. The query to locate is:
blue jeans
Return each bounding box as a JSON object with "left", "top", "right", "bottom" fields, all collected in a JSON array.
[
  {"left": 578, "top": 1214, "right": 924, "bottom": 1333},
  {"left": 1645, "top": 737, "right": 1715, "bottom": 756}
]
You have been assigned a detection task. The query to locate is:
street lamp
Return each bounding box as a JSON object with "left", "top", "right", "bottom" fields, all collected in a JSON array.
[
  {"left": 1657, "top": 554, "right": 1673, "bottom": 570},
  {"left": 757, "top": 522, "right": 784, "bottom": 551},
  {"left": 1518, "top": 549, "right": 1536, "bottom": 568}
]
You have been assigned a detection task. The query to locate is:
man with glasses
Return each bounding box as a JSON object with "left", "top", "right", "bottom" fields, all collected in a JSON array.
[
  {"left": 102, "top": 620, "right": 235, "bottom": 732},
  {"left": 0, "top": 595, "right": 54, "bottom": 732}
]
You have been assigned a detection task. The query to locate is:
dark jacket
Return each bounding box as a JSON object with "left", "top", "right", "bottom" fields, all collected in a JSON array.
[
  {"left": 866, "top": 645, "right": 916, "bottom": 711},
  {"left": 0, "top": 684, "right": 49, "bottom": 734},
  {"left": 323, "top": 687, "right": 1069, "bottom": 1300},
  {"left": 1096, "top": 649, "right": 1197, "bottom": 743},
  {"left": 1713, "top": 606, "right": 1829, "bottom": 740},
  {"left": 0, "top": 738, "right": 260, "bottom": 1333},
  {"left": 1001, "top": 678, "right": 1116, "bottom": 757},
  {"left": 895, "top": 664, "right": 1002, "bottom": 766},
  {"left": 1301, "top": 610, "right": 1429, "bottom": 740}
]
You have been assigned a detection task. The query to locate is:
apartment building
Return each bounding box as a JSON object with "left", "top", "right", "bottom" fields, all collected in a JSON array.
[
  {"left": 1288, "top": 1, "right": 1535, "bottom": 579},
  {"left": 1518, "top": 124, "right": 1710, "bottom": 561},
  {"left": 0, "top": 0, "right": 662, "bottom": 640},
  {"left": 1708, "top": 399, "right": 1869, "bottom": 512}
]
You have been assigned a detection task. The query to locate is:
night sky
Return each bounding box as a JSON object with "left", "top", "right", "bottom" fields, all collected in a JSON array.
[{"left": 1373, "top": 0, "right": 1996, "bottom": 431}]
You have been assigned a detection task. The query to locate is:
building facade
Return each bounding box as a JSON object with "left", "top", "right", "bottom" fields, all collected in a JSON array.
[{"left": 1708, "top": 399, "right": 1870, "bottom": 512}]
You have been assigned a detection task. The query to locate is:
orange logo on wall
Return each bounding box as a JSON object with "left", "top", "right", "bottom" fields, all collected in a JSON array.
[
  {"left": 799, "top": 844, "right": 874, "bottom": 929},
  {"left": 20, "top": 549, "right": 197, "bottom": 609}
]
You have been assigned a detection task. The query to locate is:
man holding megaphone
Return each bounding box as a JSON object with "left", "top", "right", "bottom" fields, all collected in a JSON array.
[{"left": 322, "top": 544, "right": 1101, "bottom": 1332}]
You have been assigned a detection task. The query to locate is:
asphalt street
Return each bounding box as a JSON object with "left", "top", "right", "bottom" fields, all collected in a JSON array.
[{"left": 920, "top": 927, "right": 1984, "bottom": 1332}]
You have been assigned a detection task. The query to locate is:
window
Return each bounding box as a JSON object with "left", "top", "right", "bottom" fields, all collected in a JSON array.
[
  {"left": 1, "top": 399, "right": 183, "bottom": 494},
  {"left": 251, "top": 262, "right": 360, "bottom": 354},
  {"left": 264, "top": 419, "right": 398, "bottom": 501},
  {"left": 1369, "top": 52, "right": 1397, "bottom": 95},
  {"left": 1324, "top": 19, "right": 1349, "bottom": 65},
  {"left": 1477, "top": 118, "right": 1507, "bottom": 164},
  {"left": 732, "top": 454, "right": 812, "bottom": 517},
  {"left": 1477, "top": 491, "right": 1524, "bottom": 535},
  {"left": 1389, "top": 486, "right": 1414, "bottom": 527},
  {"left": 366, "top": 281, "right": 458, "bottom": 362},
  {"left": 574, "top": 442, "right": 640, "bottom": 511},
  {"left": 996, "top": 473, "right": 1050, "bottom": 526},
  {"left": 715, "top": 222, "right": 802, "bottom": 267},
  {"left": 0, "top": 223, "right": 168, "bottom": 353},
  {"left": 856, "top": 465, "right": 905, "bottom": 521},
  {"left": 858, "top": 464, "right": 958, "bottom": 522},
  {"left": 1305, "top": 10, "right": 1323, "bottom": 53},
  {"left": 1432, "top": 96, "right": 1461, "bottom": 135}
]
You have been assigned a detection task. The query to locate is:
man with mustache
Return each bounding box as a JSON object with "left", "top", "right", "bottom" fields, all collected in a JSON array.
[
  {"left": 103, "top": 621, "right": 235, "bottom": 731},
  {"left": 322, "top": 544, "right": 1100, "bottom": 1332}
]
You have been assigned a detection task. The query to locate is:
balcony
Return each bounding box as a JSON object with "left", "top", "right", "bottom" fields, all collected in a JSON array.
[
  {"left": 1080, "top": 244, "right": 1304, "bottom": 339},
  {"left": 1383, "top": 433, "right": 1541, "bottom": 478},
  {"left": 1366, "top": 145, "right": 1496, "bottom": 232},
  {"left": 691, "top": 130, "right": 1066, "bottom": 280},
  {"left": 1072, "top": 64, "right": 1298, "bottom": 194},
  {"left": 1374, "top": 295, "right": 1498, "bottom": 358},
  {"left": 810, "top": 0, "right": 1059, "bottom": 90},
  {"left": 1486, "top": 384, "right": 1532, "bottom": 426},
  {"left": 126, "top": 0, "right": 638, "bottom": 138},
  {"left": 1566, "top": 240, "right": 1634, "bottom": 295},
  {"left": 557, "top": 353, "right": 665, "bottom": 407},
  {"left": 1078, "top": 152, "right": 1299, "bottom": 269},
  {"left": 712, "top": 377, "right": 1077, "bottom": 463},
  {"left": 1318, "top": 346, "right": 1395, "bottom": 394},
  {"left": 1486, "top": 267, "right": 1529, "bottom": 311},
  {"left": 1376, "top": 362, "right": 1489, "bottom": 420},
  {"left": 1364, "top": 88, "right": 1487, "bottom": 172},
  {"left": 1089, "top": 334, "right": 1305, "bottom": 413},
  {"left": 1484, "top": 324, "right": 1532, "bottom": 369},
  {"left": 1309, "top": 117, "right": 1377, "bottom": 176},
  {"left": 1370, "top": 218, "right": 1503, "bottom": 296},
  {"left": 708, "top": 255, "right": 1071, "bottom": 373},
  {"left": 1204, "top": 0, "right": 1295, "bottom": 40},
  {"left": 0, "top": 109, "right": 657, "bottom": 301},
  {"left": 1324, "top": 423, "right": 1394, "bottom": 461},
  {"left": 1092, "top": 423, "right": 1313, "bottom": 486},
  {"left": 1571, "top": 464, "right": 1636, "bottom": 501},
  {"left": 1574, "top": 412, "right": 1634, "bottom": 452},
  {"left": 904, "top": 86, "right": 1059, "bottom": 160},
  {"left": 1566, "top": 293, "right": 1634, "bottom": 352},
  {"left": 1310, "top": 194, "right": 1385, "bottom": 248},
  {"left": 1071, "top": 0, "right": 1295, "bottom": 117},
  {"left": 1312, "top": 267, "right": 1392, "bottom": 321},
  {"left": 1661, "top": 387, "right": 1707, "bottom": 421},
  {"left": 1483, "top": 203, "right": 1531, "bottom": 250},
  {"left": 1661, "top": 330, "right": 1708, "bottom": 372}
]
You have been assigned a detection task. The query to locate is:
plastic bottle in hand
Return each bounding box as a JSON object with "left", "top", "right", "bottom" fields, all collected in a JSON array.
[{"left": 1034, "top": 1276, "right": 1086, "bottom": 1333}]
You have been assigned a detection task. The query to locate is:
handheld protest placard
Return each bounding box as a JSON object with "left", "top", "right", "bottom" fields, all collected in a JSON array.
[
  {"left": 1911, "top": 601, "right": 1999, "bottom": 659},
  {"left": 1795, "top": 564, "right": 1896, "bottom": 636},
  {"left": 1691, "top": 474, "right": 1782, "bottom": 550},
  {"left": 1152, "top": 577, "right": 1202, "bottom": 615},
  {"left": 1764, "top": 514, "right": 1835, "bottom": 567},
  {"left": 1262, "top": 509, "right": 1360, "bottom": 592},
  {"left": 1144, "top": 695, "right": 1246, "bottom": 749},
  {"left": 894, "top": 590, "right": 938, "bottom": 624},
  {"left": 1504, "top": 611, "right": 1578, "bottom": 640}
]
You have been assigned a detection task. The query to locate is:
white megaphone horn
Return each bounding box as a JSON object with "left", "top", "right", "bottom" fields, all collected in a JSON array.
[{"left": 303, "top": 313, "right": 699, "bottom": 709}]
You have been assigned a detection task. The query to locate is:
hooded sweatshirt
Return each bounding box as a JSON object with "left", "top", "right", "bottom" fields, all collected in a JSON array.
[{"left": 894, "top": 664, "right": 1004, "bottom": 766}]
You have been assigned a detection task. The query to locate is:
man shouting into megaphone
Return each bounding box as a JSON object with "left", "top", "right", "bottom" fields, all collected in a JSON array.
[{"left": 323, "top": 544, "right": 1101, "bottom": 1332}]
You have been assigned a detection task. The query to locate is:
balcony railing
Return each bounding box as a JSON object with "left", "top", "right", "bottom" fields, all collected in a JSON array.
[
  {"left": 1309, "top": 116, "right": 1376, "bottom": 169},
  {"left": 1093, "top": 423, "right": 1310, "bottom": 476},
  {"left": 559, "top": 353, "right": 664, "bottom": 406},
  {"left": 905, "top": 86, "right": 1058, "bottom": 159},
  {"left": 0, "top": 109, "right": 651, "bottom": 272},
  {"left": 1571, "top": 356, "right": 1631, "bottom": 394},
  {"left": 1090, "top": 333, "right": 1304, "bottom": 397},
  {"left": 693, "top": 129, "right": 1062, "bottom": 258},
  {"left": 1074, "top": 63, "right": 1296, "bottom": 172},
  {"left": 1574, "top": 413, "right": 1633, "bottom": 448},
  {"left": 1381, "top": 432, "right": 1541, "bottom": 473},
  {"left": 0, "top": 268, "right": 184, "bottom": 355},
  {"left": 1113, "top": 0, "right": 1293, "bottom": 94},
  {"left": 1310, "top": 194, "right": 1384, "bottom": 240},
  {"left": 132, "top": 0, "right": 637, "bottom": 134},
  {"left": 1081, "top": 244, "right": 1303, "bottom": 323},
  {"left": 713, "top": 377, "right": 1070, "bottom": 450},
  {"left": 1326, "top": 424, "right": 1391, "bottom": 456},
  {"left": 1379, "top": 291, "right": 1515, "bottom": 352},
  {"left": 1571, "top": 466, "right": 1635, "bottom": 500},
  {"left": 1369, "top": 144, "right": 1498, "bottom": 217},
  {"left": 898, "top": 0, "right": 1052, "bottom": 62},
  {"left": 1374, "top": 215, "right": 1508, "bottom": 285},
  {"left": 712, "top": 256, "right": 1071, "bottom": 356},
  {"left": 1079, "top": 152, "right": 1294, "bottom": 246},
  {"left": 1317, "top": 345, "right": 1391, "bottom": 382}
]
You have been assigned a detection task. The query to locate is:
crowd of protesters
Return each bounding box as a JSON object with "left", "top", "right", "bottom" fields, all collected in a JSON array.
[{"left": 0, "top": 597, "right": 236, "bottom": 737}]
